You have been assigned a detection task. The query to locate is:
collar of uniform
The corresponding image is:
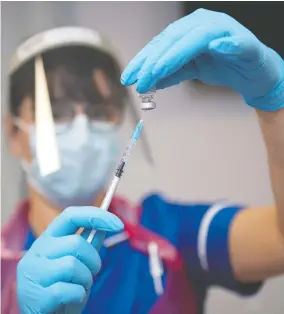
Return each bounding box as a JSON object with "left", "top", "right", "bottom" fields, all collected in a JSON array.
[{"left": 110, "top": 196, "right": 142, "bottom": 224}]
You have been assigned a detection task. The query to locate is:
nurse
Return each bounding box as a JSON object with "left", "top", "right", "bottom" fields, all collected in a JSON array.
[{"left": 2, "top": 9, "right": 284, "bottom": 314}]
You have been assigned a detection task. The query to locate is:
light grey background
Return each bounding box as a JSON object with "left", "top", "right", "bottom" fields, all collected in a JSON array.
[{"left": 1, "top": 2, "right": 283, "bottom": 314}]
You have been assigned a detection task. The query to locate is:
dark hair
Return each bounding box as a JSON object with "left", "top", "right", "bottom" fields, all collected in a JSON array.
[{"left": 9, "top": 45, "right": 129, "bottom": 119}]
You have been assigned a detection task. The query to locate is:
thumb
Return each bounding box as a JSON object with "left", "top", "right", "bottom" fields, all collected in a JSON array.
[{"left": 209, "top": 36, "right": 261, "bottom": 63}]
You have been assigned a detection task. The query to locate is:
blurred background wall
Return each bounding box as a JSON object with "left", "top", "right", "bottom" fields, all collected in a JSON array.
[{"left": 1, "top": 2, "right": 283, "bottom": 314}]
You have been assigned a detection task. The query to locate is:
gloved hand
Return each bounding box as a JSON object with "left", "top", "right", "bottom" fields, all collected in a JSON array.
[
  {"left": 17, "top": 207, "right": 124, "bottom": 314},
  {"left": 121, "top": 8, "right": 284, "bottom": 111}
]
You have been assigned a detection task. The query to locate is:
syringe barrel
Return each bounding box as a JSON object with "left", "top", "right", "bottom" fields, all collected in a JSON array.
[
  {"left": 85, "top": 119, "right": 144, "bottom": 250},
  {"left": 86, "top": 175, "right": 120, "bottom": 248},
  {"left": 122, "top": 140, "right": 136, "bottom": 162}
]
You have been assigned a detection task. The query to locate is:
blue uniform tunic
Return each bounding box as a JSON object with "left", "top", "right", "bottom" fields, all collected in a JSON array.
[{"left": 25, "top": 194, "right": 261, "bottom": 314}]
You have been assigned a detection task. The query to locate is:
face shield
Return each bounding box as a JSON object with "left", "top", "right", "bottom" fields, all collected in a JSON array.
[
  {"left": 8, "top": 27, "right": 153, "bottom": 208},
  {"left": 9, "top": 27, "right": 153, "bottom": 176}
]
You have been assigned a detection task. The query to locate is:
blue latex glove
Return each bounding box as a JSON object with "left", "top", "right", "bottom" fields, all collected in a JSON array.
[
  {"left": 121, "top": 9, "right": 284, "bottom": 111},
  {"left": 17, "top": 207, "right": 124, "bottom": 314}
]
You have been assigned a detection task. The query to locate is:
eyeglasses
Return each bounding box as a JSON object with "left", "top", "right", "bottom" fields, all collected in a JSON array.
[{"left": 33, "top": 98, "right": 122, "bottom": 123}]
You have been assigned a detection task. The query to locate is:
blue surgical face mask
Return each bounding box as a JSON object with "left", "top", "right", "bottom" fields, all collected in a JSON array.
[{"left": 17, "top": 115, "right": 120, "bottom": 208}]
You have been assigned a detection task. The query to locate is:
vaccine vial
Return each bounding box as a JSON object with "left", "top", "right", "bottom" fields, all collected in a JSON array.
[{"left": 140, "top": 87, "right": 156, "bottom": 111}]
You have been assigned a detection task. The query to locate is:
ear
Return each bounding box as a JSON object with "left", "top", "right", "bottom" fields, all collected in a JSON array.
[{"left": 4, "top": 113, "right": 23, "bottom": 157}]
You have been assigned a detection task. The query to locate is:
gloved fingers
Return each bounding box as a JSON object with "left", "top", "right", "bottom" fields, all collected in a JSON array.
[
  {"left": 80, "top": 227, "right": 93, "bottom": 240},
  {"left": 120, "top": 43, "right": 153, "bottom": 86},
  {"left": 43, "top": 235, "right": 102, "bottom": 275},
  {"left": 144, "top": 25, "right": 227, "bottom": 93},
  {"left": 134, "top": 34, "right": 184, "bottom": 92},
  {"left": 156, "top": 62, "right": 198, "bottom": 89},
  {"left": 44, "top": 282, "right": 86, "bottom": 312},
  {"left": 121, "top": 9, "right": 208, "bottom": 86},
  {"left": 39, "top": 255, "right": 94, "bottom": 290},
  {"left": 44, "top": 206, "right": 124, "bottom": 237},
  {"left": 121, "top": 30, "right": 173, "bottom": 85},
  {"left": 80, "top": 229, "right": 106, "bottom": 251},
  {"left": 91, "top": 230, "right": 106, "bottom": 251},
  {"left": 209, "top": 35, "right": 263, "bottom": 66}
]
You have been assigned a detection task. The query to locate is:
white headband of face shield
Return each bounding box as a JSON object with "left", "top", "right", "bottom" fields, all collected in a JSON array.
[{"left": 9, "top": 27, "right": 118, "bottom": 75}]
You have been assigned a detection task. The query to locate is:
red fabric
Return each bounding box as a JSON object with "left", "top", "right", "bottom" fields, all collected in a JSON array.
[
  {"left": 150, "top": 269, "right": 197, "bottom": 314},
  {"left": 1, "top": 201, "right": 29, "bottom": 314},
  {"left": 125, "top": 222, "right": 183, "bottom": 271}
]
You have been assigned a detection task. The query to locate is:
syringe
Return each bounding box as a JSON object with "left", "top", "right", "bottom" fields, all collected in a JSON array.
[{"left": 86, "top": 115, "right": 145, "bottom": 249}]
